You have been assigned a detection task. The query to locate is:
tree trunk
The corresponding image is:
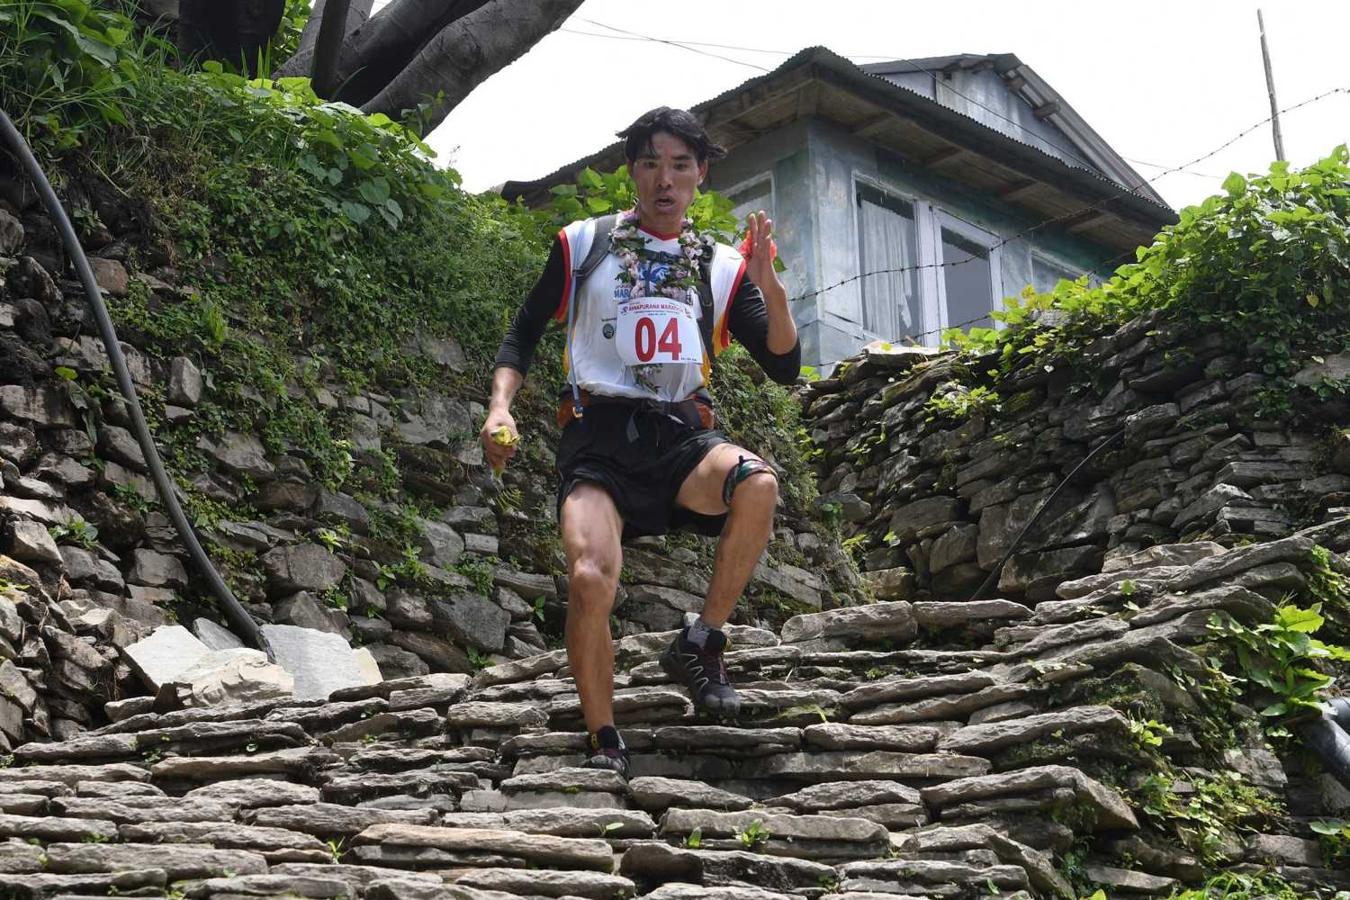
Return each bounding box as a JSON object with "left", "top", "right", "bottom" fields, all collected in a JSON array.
[
  {"left": 311, "top": 0, "right": 354, "bottom": 97},
  {"left": 296, "top": 0, "right": 374, "bottom": 56},
  {"left": 359, "top": 0, "right": 583, "bottom": 135},
  {"left": 178, "top": 0, "right": 285, "bottom": 76}
]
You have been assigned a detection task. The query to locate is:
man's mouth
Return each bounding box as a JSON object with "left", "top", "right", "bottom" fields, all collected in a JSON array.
[{"left": 654, "top": 197, "right": 675, "bottom": 210}]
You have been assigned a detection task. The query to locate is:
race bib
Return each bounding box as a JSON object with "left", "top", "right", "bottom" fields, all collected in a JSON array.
[{"left": 614, "top": 297, "right": 703, "bottom": 366}]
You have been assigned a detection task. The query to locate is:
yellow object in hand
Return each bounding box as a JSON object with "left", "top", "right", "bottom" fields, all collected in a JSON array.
[{"left": 490, "top": 426, "right": 519, "bottom": 447}]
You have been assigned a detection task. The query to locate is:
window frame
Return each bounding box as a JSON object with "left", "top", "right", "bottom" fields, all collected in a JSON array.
[
  {"left": 931, "top": 209, "right": 1003, "bottom": 335},
  {"left": 852, "top": 175, "right": 935, "bottom": 339}
]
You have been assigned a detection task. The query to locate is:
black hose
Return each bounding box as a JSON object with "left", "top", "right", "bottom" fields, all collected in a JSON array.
[
  {"left": 965, "top": 427, "right": 1126, "bottom": 602},
  {"left": 0, "top": 108, "right": 261, "bottom": 648}
]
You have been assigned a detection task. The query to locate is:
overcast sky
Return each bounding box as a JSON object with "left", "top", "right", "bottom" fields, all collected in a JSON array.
[{"left": 411, "top": 0, "right": 1349, "bottom": 212}]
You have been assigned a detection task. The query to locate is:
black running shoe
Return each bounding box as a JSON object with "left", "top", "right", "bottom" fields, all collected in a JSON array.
[
  {"left": 584, "top": 730, "right": 629, "bottom": 777},
  {"left": 660, "top": 627, "right": 741, "bottom": 717}
]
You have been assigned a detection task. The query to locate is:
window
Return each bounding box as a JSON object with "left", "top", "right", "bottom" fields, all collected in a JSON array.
[
  {"left": 847, "top": 178, "right": 1004, "bottom": 347},
  {"left": 1031, "top": 254, "right": 1082, "bottom": 294},
  {"left": 940, "top": 227, "right": 995, "bottom": 331},
  {"left": 724, "top": 176, "right": 774, "bottom": 231},
  {"left": 856, "top": 184, "right": 922, "bottom": 340}
]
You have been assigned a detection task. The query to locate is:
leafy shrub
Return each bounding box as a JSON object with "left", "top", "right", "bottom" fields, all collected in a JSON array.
[
  {"left": 1208, "top": 603, "right": 1350, "bottom": 720},
  {"left": 0, "top": 0, "right": 164, "bottom": 151},
  {"left": 944, "top": 147, "right": 1350, "bottom": 382}
]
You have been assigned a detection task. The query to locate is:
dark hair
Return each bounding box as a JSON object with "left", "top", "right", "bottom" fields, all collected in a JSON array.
[{"left": 617, "top": 107, "right": 726, "bottom": 165}]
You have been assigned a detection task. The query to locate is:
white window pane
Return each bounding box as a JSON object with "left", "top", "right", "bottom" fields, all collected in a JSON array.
[
  {"left": 857, "top": 186, "right": 921, "bottom": 340},
  {"left": 941, "top": 228, "right": 994, "bottom": 331}
]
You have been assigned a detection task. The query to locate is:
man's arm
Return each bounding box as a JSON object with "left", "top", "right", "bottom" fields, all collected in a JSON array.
[
  {"left": 481, "top": 235, "right": 568, "bottom": 471},
  {"left": 726, "top": 211, "right": 800, "bottom": 385},
  {"left": 727, "top": 276, "right": 802, "bottom": 385}
]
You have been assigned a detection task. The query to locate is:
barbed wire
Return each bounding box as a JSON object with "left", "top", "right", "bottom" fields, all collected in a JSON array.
[{"left": 562, "top": 20, "right": 1347, "bottom": 313}]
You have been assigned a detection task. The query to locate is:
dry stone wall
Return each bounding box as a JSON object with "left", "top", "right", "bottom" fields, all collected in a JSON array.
[
  {"left": 0, "top": 176, "right": 858, "bottom": 744},
  {"left": 803, "top": 317, "right": 1350, "bottom": 604}
]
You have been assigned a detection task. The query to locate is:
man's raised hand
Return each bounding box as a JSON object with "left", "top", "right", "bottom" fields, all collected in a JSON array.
[{"left": 744, "top": 211, "right": 780, "bottom": 291}]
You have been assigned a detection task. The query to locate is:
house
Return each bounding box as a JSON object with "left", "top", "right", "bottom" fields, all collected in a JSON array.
[{"left": 501, "top": 47, "right": 1177, "bottom": 367}]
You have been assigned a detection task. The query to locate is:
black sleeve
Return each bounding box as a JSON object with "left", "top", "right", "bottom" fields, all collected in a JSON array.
[
  {"left": 494, "top": 236, "right": 567, "bottom": 376},
  {"left": 727, "top": 273, "right": 802, "bottom": 385}
]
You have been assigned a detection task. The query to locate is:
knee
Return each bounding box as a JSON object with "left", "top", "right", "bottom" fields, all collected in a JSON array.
[
  {"left": 729, "top": 467, "right": 779, "bottom": 512},
  {"left": 568, "top": 555, "right": 618, "bottom": 616}
]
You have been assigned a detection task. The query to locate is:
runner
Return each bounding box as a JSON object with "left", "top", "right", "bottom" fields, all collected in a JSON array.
[{"left": 481, "top": 107, "right": 800, "bottom": 776}]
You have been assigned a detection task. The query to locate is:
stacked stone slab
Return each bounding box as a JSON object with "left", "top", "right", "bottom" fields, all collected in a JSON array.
[
  {"left": 0, "top": 208, "right": 858, "bottom": 739},
  {"left": 804, "top": 330, "right": 1350, "bottom": 602},
  {"left": 0, "top": 520, "right": 1345, "bottom": 898}
]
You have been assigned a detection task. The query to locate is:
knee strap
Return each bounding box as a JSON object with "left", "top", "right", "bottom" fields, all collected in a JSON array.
[{"left": 722, "top": 455, "right": 775, "bottom": 506}]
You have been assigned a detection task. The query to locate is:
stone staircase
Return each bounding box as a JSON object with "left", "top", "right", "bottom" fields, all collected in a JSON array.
[{"left": 1, "top": 522, "right": 1347, "bottom": 899}]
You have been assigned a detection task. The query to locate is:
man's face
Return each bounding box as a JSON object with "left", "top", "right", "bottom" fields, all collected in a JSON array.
[{"left": 631, "top": 130, "right": 707, "bottom": 234}]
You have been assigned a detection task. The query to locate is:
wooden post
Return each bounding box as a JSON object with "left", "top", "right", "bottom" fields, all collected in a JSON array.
[{"left": 1258, "top": 9, "right": 1285, "bottom": 161}]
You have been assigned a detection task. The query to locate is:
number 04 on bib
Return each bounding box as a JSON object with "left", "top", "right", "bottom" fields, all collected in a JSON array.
[{"left": 615, "top": 298, "right": 704, "bottom": 366}]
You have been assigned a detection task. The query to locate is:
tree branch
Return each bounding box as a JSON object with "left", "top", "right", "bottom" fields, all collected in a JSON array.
[{"left": 360, "top": 0, "right": 583, "bottom": 135}]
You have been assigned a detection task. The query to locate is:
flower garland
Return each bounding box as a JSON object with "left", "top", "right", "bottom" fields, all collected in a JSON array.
[{"left": 609, "top": 210, "right": 705, "bottom": 298}]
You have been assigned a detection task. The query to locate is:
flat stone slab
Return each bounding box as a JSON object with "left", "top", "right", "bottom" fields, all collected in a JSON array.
[
  {"left": 848, "top": 683, "right": 1035, "bottom": 725},
  {"left": 261, "top": 623, "right": 366, "bottom": 701},
  {"left": 0, "top": 812, "right": 119, "bottom": 842},
  {"left": 150, "top": 746, "right": 339, "bottom": 782},
  {"left": 0, "top": 869, "right": 168, "bottom": 899},
  {"left": 323, "top": 769, "right": 479, "bottom": 803},
  {"left": 12, "top": 732, "right": 138, "bottom": 763},
  {"left": 445, "top": 701, "right": 549, "bottom": 729},
  {"left": 451, "top": 868, "right": 636, "bottom": 900},
  {"left": 123, "top": 625, "right": 211, "bottom": 689},
  {"left": 248, "top": 803, "right": 436, "bottom": 836},
  {"left": 781, "top": 602, "right": 917, "bottom": 645},
  {"left": 0, "top": 763, "right": 150, "bottom": 787},
  {"left": 50, "top": 796, "right": 237, "bottom": 824},
  {"left": 43, "top": 842, "right": 269, "bottom": 880},
  {"left": 841, "top": 671, "right": 997, "bottom": 710},
  {"left": 838, "top": 859, "right": 1030, "bottom": 891},
  {"left": 920, "top": 764, "right": 1138, "bottom": 831},
  {"left": 659, "top": 807, "right": 888, "bottom": 844},
  {"left": 770, "top": 779, "right": 921, "bottom": 811},
  {"left": 648, "top": 726, "right": 801, "bottom": 753},
  {"left": 912, "top": 599, "right": 1031, "bottom": 629},
  {"left": 500, "top": 767, "right": 627, "bottom": 794},
  {"left": 119, "top": 820, "right": 330, "bottom": 854},
  {"left": 441, "top": 807, "right": 655, "bottom": 839},
  {"left": 182, "top": 777, "right": 321, "bottom": 807},
  {"left": 628, "top": 776, "right": 754, "bottom": 812},
  {"left": 355, "top": 823, "right": 614, "bottom": 871},
  {"left": 642, "top": 883, "right": 797, "bottom": 900},
  {"left": 619, "top": 841, "right": 836, "bottom": 896},
  {"left": 181, "top": 873, "right": 357, "bottom": 898},
  {"left": 801, "top": 723, "right": 946, "bottom": 752},
  {"left": 939, "top": 705, "right": 1130, "bottom": 755},
  {"left": 740, "top": 751, "right": 990, "bottom": 781}
]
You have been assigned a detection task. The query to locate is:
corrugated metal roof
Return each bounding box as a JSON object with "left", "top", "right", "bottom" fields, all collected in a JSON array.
[{"left": 500, "top": 46, "right": 1175, "bottom": 240}]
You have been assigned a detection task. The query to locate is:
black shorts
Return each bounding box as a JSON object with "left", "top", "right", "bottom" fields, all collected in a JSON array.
[{"left": 556, "top": 403, "right": 731, "bottom": 540}]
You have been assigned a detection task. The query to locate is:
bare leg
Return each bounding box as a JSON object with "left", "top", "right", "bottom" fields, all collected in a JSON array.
[
  {"left": 674, "top": 443, "right": 779, "bottom": 626},
  {"left": 560, "top": 483, "right": 624, "bottom": 734}
]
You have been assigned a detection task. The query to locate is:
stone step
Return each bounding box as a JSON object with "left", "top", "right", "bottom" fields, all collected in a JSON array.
[{"left": 353, "top": 822, "right": 615, "bottom": 871}]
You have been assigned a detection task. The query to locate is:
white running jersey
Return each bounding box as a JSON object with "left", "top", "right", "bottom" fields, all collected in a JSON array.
[{"left": 556, "top": 217, "right": 747, "bottom": 402}]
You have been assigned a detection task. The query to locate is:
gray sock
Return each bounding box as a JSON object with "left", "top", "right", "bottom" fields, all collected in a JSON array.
[{"left": 686, "top": 616, "right": 716, "bottom": 648}]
